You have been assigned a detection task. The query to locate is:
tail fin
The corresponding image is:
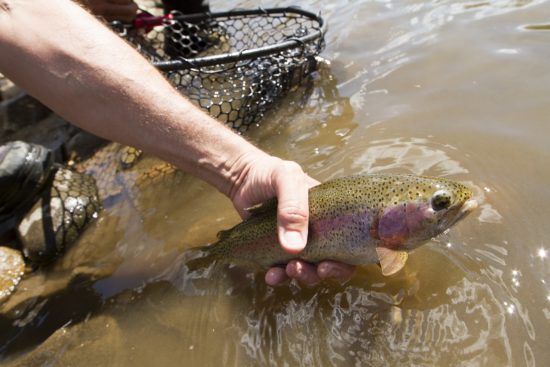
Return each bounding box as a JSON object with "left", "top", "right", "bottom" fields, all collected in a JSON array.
[
  {"left": 183, "top": 242, "right": 263, "bottom": 274},
  {"left": 181, "top": 246, "right": 219, "bottom": 272}
]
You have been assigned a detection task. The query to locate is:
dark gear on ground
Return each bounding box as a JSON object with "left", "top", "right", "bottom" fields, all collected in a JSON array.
[
  {"left": 161, "top": 0, "right": 209, "bottom": 15},
  {"left": 0, "top": 141, "right": 55, "bottom": 236},
  {"left": 0, "top": 141, "right": 101, "bottom": 265}
]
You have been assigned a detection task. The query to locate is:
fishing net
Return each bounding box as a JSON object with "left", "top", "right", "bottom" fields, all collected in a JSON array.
[{"left": 113, "top": 7, "right": 326, "bottom": 132}]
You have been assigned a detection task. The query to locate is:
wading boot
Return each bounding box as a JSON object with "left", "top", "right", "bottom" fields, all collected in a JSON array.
[{"left": 0, "top": 141, "right": 55, "bottom": 237}]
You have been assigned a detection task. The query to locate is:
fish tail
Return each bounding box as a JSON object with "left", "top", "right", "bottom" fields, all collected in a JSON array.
[
  {"left": 184, "top": 242, "right": 265, "bottom": 273},
  {"left": 182, "top": 246, "right": 219, "bottom": 272}
]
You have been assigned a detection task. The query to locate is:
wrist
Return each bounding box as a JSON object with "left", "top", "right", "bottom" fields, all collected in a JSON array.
[
  {"left": 156, "top": 106, "right": 266, "bottom": 199},
  {"left": 217, "top": 146, "right": 271, "bottom": 201},
  {"left": 223, "top": 149, "right": 258, "bottom": 200}
]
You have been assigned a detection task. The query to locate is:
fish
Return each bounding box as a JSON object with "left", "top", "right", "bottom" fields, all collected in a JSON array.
[{"left": 194, "top": 174, "right": 477, "bottom": 276}]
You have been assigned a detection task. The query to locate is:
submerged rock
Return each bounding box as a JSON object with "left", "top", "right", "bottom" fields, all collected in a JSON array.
[{"left": 0, "top": 246, "right": 25, "bottom": 303}]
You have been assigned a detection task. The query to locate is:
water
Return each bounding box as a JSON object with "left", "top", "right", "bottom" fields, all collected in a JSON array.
[{"left": 2, "top": 0, "right": 550, "bottom": 365}]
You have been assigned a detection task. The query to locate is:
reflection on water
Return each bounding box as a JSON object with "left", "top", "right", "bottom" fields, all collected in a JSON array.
[
  {"left": 232, "top": 277, "right": 515, "bottom": 366},
  {"left": 3, "top": 0, "right": 550, "bottom": 365},
  {"left": 349, "top": 137, "right": 469, "bottom": 176}
]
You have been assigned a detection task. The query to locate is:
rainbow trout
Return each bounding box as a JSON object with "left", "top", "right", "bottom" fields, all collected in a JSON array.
[{"left": 198, "top": 174, "right": 477, "bottom": 276}]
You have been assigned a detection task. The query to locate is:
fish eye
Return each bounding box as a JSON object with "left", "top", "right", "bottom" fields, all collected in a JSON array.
[{"left": 431, "top": 190, "right": 452, "bottom": 211}]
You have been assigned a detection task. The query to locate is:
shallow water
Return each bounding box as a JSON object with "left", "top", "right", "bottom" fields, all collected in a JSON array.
[{"left": 2, "top": 0, "right": 550, "bottom": 365}]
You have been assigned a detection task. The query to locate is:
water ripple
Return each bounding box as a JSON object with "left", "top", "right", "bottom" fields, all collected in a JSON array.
[
  {"left": 350, "top": 137, "right": 469, "bottom": 177},
  {"left": 232, "top": 274, "right": 532, "bottom": 366}
]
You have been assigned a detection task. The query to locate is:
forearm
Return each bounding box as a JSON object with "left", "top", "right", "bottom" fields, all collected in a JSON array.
[
  {"left": 0, "top": 0, "right": 262, "bottom": 196},
  {"left": 0, "top": 1, "right": 357, "bottom": 284}
]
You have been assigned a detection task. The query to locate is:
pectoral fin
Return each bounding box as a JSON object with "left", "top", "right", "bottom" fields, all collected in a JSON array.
[{"left": 376, "top": 247, "right": 408, "bottom": 276}]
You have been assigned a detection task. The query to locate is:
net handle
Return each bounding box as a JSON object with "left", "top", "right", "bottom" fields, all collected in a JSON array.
[{"left": 132, "top": 12, "right": 174, "bottom": 29}]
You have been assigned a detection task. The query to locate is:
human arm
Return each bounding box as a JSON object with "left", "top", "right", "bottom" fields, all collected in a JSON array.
[{"left": 0, "top": 0, "right": 355, "bottom": 285}]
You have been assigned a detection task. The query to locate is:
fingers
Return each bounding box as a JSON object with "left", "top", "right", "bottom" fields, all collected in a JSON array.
[
  {"left": 317, "top": 261, "right": 356, "bottom": 282},
  {"left": 265, "top": 267, "right": 288, "bottom": 286},
  {"left": 286, "top": 260, "right": 320, "bottom": 286},
  {"left": 264, "top": 261, "right": 320, "bottom": 287},
  {"left": 274, "top": 162, "right": 315, "bottom": 254},
  {"left": 265, "top": 261, "right": 355, "bottom": 287},
  {"left": 230, "top": 155, "right": 349, "bottom": 288}
]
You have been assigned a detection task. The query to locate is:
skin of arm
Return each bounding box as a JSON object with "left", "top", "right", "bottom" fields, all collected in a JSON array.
[{"left": 0, "top": 0, "right": 354, "bottom": 285}]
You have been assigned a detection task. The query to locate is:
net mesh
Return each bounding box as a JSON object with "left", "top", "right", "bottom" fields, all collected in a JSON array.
[{"left": 116, "top": 8, "right": 325, "bottom": 132}]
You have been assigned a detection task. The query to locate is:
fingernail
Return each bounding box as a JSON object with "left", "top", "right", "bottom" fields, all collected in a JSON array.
[{"left": 282, "top": 230, "right": 305, "bottom": 253}]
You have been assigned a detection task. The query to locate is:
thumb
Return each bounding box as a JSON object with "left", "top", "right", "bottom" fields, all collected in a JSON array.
[
  {"left": 274, "top": 163, "right": 312, "bottom": 254},
  {"left": 278, "top": 201, "right": 309, "bottom": 253}
]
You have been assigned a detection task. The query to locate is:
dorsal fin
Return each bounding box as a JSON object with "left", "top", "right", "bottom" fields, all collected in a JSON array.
[
  {"left": 245, "top": 197, "right": 278, "bottom": 217},
  {"left": 216, "top": 229, "right": 232, "bottom": 241}
]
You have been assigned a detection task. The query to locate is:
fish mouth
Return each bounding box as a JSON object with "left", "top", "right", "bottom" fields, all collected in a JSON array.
[
  {"left": 450, "top": 199, "right": 478, "bottom": 226},
  {"left": 461, "top": 199, "right": 478, "bottom": 214}
]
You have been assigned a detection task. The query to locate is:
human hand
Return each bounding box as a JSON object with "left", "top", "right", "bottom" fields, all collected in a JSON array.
[
  {"left": 229, "top": 153, "right": 356, "bottom": 286},
  {"left": 79, "top": 0, "right": 139, "bottom": 22}
]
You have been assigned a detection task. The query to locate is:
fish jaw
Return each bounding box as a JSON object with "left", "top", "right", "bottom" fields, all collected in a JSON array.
[{"left": 448, "top": 199, "right": 478, "bottom": 227}]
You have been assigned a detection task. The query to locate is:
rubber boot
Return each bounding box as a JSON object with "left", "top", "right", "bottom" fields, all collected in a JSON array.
[{"left": 0, "top": 141, "right": 54, "bottom": 236}]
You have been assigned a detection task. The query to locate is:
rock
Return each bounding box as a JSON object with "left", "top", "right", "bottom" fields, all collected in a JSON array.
[
  {"left": 4, "top": 315, "right": 125, "bottom": 367},
  {"left": 0, "top": 246, "right": 25, "bottom": 303}
]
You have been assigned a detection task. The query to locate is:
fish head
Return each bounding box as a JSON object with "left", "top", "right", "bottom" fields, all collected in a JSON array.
[{"left": 376, "top": 175, "right": 477, "bottom": 250}]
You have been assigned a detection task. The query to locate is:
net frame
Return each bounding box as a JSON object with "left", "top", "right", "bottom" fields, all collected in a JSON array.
[{"left": 114, "top": 7, "right": 326, "bottom": 132}]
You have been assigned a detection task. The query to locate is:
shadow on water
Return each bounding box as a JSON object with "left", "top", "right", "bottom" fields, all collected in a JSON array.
[{"left": 0, "top": 274, "right": 104, "bottom": 359}]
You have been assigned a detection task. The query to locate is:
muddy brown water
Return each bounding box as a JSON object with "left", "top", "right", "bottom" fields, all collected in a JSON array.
[{"left": 2, "top": 0, "right": 550, "bottom": 365}]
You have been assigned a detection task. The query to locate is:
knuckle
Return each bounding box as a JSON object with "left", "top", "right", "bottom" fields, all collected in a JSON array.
[
  {"left": 0, "top": 1, "right": 12, "bottom": 13},
  {"left": 272, "top": 160, "right": 304, "bottom": 179},
  {"left": 283, "top": 160, "right": 304, "bottom": 174},
  {"left": 278, "top": 203, "right": 308, "bottom": 222}
]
